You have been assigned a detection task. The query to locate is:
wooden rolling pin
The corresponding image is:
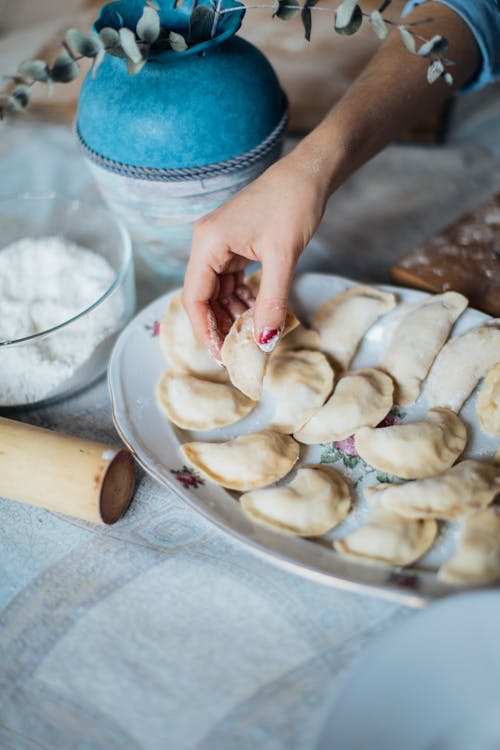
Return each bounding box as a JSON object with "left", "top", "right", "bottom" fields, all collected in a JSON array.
[{"left": 0, "top": 417, "right": 135, "bottom": 524}]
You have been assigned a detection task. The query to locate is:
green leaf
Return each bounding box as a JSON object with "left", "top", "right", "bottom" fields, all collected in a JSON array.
[
  {"left": 169, "top": 31, "right": 188, "bottom": 52},
  {"left": 301, "top": 0, "right": 319, "bottom": 41},
  {"left": 17, "top": 59, "right": 49, "bottom": 82},
  {"left": 66, "top": 28, "right": 102, "bottom": 58},
  {"left": 99, "top": 27, "right": 120, "bottom": 48},
  {"left": 8, "top": 84, "right": 30, "bottom": 111},
  {"left": 91, "top": 46, "right": 106, "bottom": 78},
  {"left": 119, "top": 27, "right": 143, "bottom": 64},
  {"left": 126, "top": 56, "right": 147, "bottom": 75},
  {"left": 274, "top": 0, "right": 300, "bottom": 21},
  {"left": 137, "top": 6, "right": 161, "bottom": 44},
  {"left": 50, "top": 51, "right": 80, "bottom": 82},
  {"left": 418, "top": 35, "right": 448, "bottom": 58},
  {"left": 189, "top": 6, "right": 216, "bottom": 44},
  {"left": 399, "top": 25, "right": 416, "bottom": 54},
  {"left": 443, "top": 71, "right": 454, "bottom": 86},
  {"left": 335, "top": 0, "right": 362, "bottom": 35},
  {"left": 370, "top": 10, "right": 388, "bottom": 40},
  {"left": 320, "top": 443, "right": 342, "bottom": 464},
  {"left": 427, "top": 59, "right": 444, "bottom": 84}
]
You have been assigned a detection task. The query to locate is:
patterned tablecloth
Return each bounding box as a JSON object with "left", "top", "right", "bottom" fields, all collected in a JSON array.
[{"left": 1, "top": 77, "right": 500, "bottom": 749}]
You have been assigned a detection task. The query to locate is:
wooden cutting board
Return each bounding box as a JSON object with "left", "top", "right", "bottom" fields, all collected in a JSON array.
[{"left": 392, "top": 193, "right": 500, "bottom": 317}]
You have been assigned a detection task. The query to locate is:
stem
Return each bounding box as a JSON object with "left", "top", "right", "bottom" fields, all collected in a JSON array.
[{"left": 211, "top": 0, "right": 224, "bottom": 37}]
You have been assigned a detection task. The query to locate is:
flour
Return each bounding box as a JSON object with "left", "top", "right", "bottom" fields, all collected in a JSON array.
[{"left": 0, "top": 236, "right": 123, "bottom": 406}]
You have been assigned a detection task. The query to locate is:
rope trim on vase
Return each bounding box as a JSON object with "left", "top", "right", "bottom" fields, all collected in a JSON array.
[{"left": 75, "top": 108, "right": 288, "bottom": 183}]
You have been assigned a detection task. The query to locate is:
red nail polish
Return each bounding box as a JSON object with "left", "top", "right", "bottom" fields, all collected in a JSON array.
[{"left": 258, "top": 327, "right": 280, "bottom": 353}]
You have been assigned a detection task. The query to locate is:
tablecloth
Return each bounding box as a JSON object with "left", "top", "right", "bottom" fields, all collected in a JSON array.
[{"left": 1, "top": 75, "right": 500, "bottom": 750}]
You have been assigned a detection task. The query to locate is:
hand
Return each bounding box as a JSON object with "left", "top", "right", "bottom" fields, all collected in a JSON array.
[{"left": 182, "top": 149, "right": 329, "bottom": 360}]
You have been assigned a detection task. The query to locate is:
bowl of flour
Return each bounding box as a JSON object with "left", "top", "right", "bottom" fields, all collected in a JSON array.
[{"left": 0, "top": 195, "right": 135, "bottom": 409}]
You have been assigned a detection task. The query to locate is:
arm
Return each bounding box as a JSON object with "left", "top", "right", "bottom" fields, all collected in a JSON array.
[{"left": 182, "top": 2, "right": 481, "bottom": 359}]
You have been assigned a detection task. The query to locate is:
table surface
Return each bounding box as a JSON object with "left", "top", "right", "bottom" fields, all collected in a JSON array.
[{"left": 1, "top": 38, "right": 500, "bottom": 749}]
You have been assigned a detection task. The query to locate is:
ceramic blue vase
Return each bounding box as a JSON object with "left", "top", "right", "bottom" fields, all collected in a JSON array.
[{"left": 76, "top": 0, "right": 288, "bottom": 273}]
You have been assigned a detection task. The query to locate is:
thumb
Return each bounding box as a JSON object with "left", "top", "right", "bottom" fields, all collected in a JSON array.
[{"left": 253, "top": 251, "right": 296, "bottom": 353}]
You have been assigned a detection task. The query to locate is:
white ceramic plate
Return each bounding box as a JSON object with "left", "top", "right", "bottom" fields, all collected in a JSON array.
[
  {"left": 108, "top": 273, "right": 499, "bottom": 606},
  {"left": 316, "top": 589, "right": 500, "bottom": 750}
]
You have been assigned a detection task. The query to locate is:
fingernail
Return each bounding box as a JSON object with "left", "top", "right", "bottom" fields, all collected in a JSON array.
[{"left": 257, "top": 327, "right": 280, "bottom": 353}]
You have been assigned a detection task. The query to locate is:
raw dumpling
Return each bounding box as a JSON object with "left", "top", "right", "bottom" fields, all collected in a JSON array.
[
  {"left": 244, "top": 268, "right": 262, "bottom": 297},
  {"left": 438, "top": 507, "right": 500, "bottom": 585},
  {"left": 294, "top": 368, "right": 393, "bottom": 445},
  {"left": 180, "top": 430, "right": 299, "bottom": 491},
  {"left": 273, "top": 325, "right": 321, "bottom": 355},
  {"left": 334, "top": 485, "right": 437, "bottom": 567},
  {"left": 379, "top": 291, "right": 468, "bottom": 405},
  {"left": 311, "top": 285, "right": 396, "bottom": 370},
  {"left": 476, "top": 363, "right": 500, "bottom": 436},
  {"left": 160, "top": 292, "right": 228, "bottom": 383},
  {"left": 354, "top": 407, "right": 467, "bottom": 480},
  {"left": 157, "top": 371, "right": 255, "bottom": 430},
  {"left": 264, "top": 350, "right": 334, "bottom": 434},
  {"left": 220, "top": 308, "right": 299, "bottom": 400},
  {"left": 426, "top": 320, "right": 500, "bottom": 412},
  {"left": 240, "top": 465, "right": 351, "bottom": 536},
  {"left": 376, "top": 460, "right": 500, "bottom": 520}
]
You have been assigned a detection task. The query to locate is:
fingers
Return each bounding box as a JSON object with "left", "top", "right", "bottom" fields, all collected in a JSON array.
[
  {"left": 182, "top": 250, "right": 224, "bottom": 361},
  {"left": 253, "top": 251, "right": 297, "bottom": 352}
]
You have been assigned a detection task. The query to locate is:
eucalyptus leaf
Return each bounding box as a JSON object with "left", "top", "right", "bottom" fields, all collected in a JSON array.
[
  {"left": 189, "top": 6, "right": 216, "bottom": 44},
  {"left": 8, "top": 85, "right": 30, "bottom": 111},
  {"left": 17, "top": 59, "right": 49, "bottom": 82},
  {"left": 99, "top": 27, "right": 120, "bottom": 48},
  {"left": 427, "top": 59, "right": 444, "bottom": 84},
  {"left": 50, "top": 51, "right": 80, "bottom": 82},
  {"left": 443, "top": 71, "right": 454, "bottom": 86},
  {"left": 137, "top": 7, "right": 161, "bottom": 44},
  {"left": 119, "top": 27, "right": 143, "bottom": 64},
  {"left": 301, "top": 0, "right": 319, "bottom": 41},
  {"left": 169, "top": 31, "right": 188, "bottom": 52},
  {"left": 418, "top": 34, "right": 448, "bottom": 58},
  {"left": 91, "top": 46, "right": 106, "bottom": 78},
  {"left": 66, "top": 28, "right": 102, "bottom": 58},
  {"left": 274, "top": 0, "right": 300, "bottom": 21},
  {"left": 335, "top": 0, "right": 362, "bottom": 35},
  {"left": 370, "top": 10, "right": 388, "bottom": 40},
  {"left": 399, "top": 25, "right": 416, "bottom": 54},
  {"left": 126, "top": 57, "right": 147, "bottom": 75}
]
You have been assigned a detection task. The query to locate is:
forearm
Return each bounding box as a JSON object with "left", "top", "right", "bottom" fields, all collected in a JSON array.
[{"left": 287, "top": 2, "right": 481, "bottom": 199}]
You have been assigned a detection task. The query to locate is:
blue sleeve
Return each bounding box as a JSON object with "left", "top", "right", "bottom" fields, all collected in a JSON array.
[{"left": 402, "top": 0, "right": 500, "bottom": 91}]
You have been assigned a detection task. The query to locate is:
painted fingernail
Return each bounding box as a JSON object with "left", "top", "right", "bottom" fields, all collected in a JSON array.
[{"left": 257, "top": 327, "right": 280, "bottom": 353}]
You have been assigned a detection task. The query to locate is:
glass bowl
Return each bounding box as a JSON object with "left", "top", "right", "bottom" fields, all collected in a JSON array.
[{"left": 0, "top": 195, "right": 135, "bottom": 410}]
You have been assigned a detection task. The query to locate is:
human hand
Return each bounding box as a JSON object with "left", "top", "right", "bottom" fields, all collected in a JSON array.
[{"left": 182, "top": 149, "right": 329, "bottom": 360}]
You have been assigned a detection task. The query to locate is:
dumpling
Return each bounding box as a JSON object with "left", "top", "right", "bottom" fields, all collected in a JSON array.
[
  {"left": 334, "top": 485, "right": 437, "bottom": 567},
  {"left": 160, "top": 292, "right": 228, "bottom": 383},
  {"left": 180, "top": 430, "right": 299, "bottom": 491},
  {"left": 157, "top": 371, "right": 255, "bottom": 430},
  {"left": 244, "top": 268, "right": 262, "bottom": 297},
  {"left": 476, "top": 363, "right": 500, "bottom": 436},
  {"left": 354, "top": 407, "right": 467, "bottom": 479},
  {"left": 375, "top": 460, "right": 500, "bottom": 520},
  {"left": 273, "top": 325, "right": 321, "bottom": 355},
  {"left": 264, "top": 350, "right": 334, "bottom": 434},
  {"left": 220, "top": 308, "right": 299, "bottom": 400},
  {"left": 311, "top": 285, "right": 396, "bottom": 370},
  {"left": 294, "top": 368, "right": 393, "bottom": 445},
  {"left": 426, "top": 321, "right": 500, "bottom": 412},
  {"left": 438, "top": 507, "right": 500, "bottom": 585},
  {"left": 240, "top": 465, "right": 351, "bottom": 536},
  {"left": 379, "top": 291, "right": 468, "bottom": 405}
]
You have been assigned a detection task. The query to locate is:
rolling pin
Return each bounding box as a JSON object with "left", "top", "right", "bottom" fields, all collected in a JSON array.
[{"left": 0, "top": 417, "right": 135, "bottom": 524}]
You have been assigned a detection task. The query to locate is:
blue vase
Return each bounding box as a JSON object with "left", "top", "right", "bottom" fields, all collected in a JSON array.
[{"left": 76, "top": 0, "right": 288, "bottom": 273}]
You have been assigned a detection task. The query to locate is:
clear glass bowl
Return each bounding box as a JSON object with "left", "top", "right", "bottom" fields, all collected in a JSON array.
[{"left": 0, "top": 195, "right": 135, "bottom": 410}]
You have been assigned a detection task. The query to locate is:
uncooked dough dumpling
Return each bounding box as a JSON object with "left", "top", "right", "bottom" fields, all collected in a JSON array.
[
  {"left": 157, "top": 371, "right": 255, "bottom": 431},
  {"left": 220, "top": 308, "right": 299, "bottom": 400},
  {"left": 354, "top": 407, "right": 467, "bottom": 480},
  {"left": 240, "top": 465, "right": 351, "bottom": 536},
  {"left": 264, "top": 350, "right": 334, "bottom": 434},
  {"left": 438, "top": 507, "right": 500, "bottom": 585},
  {"left": 476, "top": 363, "right": 500, "bottom": 436},
  {"left": 426, "top": 320, "right": 500, "bottom": 412},
  {"left": 294, "top": 368, "right": 393, "bottom": 445},
  {"left": 334, "top": 485, "right": 437, "bottom": 566},
  {"left": 273, "top": 325, "right": 321, "bottom": 355},
  {"left": 160, "top": 292, "right": 228, "bottom": 383},
  {"left": 375, "top": 460, "right": 500, "bottom": 520},
  {"left": 379, "top": 291, "right": 468, "bottom": 405},
  {"left": 180, "top": 430, "right": 300, "bottom": 491},
  {"left": 311, "top": 285, "right": 396, "bottom": 370}
]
